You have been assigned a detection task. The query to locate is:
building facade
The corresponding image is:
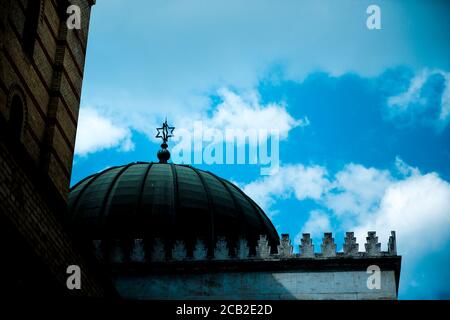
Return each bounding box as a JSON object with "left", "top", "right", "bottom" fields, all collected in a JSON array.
[
  {"left": 69, "top": 161, "right": 401, "bottom": 300},
  {"left": 111, "top": 233, "right": 400, "bottom": 300},
  {"left": 0, "top": 0, "right": 108, "bottom": 297},
  {"left": 0, "top": 1, "right": 401, "bottom": 300}
]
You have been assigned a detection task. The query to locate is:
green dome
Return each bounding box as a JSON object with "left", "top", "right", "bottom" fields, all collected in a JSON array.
[{"left": 68, "top": 162, "right": 279, "bottom": 255}]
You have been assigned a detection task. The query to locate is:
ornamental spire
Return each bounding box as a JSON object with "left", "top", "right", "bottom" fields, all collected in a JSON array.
[{"left": 155, "top": 118, "right": 175, "bottom": 163}]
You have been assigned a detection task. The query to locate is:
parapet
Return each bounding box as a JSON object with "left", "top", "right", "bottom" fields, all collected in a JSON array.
[{"left": 92, "top": 231, "right": 398, "bottom": 263}]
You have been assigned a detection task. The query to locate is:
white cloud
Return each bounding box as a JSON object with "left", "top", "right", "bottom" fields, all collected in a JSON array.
[
  {"left": 206, "top": 88, "right": 307, "bottom": 139},
  {"left": 440, "top": 73, "right": 450, "bottom": 120},
  {"left": 387, "top": 69, "right": 430, "bottom": 110},
  {"left": 240, "top": 162, "right": 393, "bottom": 219},
  {"left": 77, "top": 87, "right": 305, "bottom": 158},
  {"left": 386, "top": 69, "right": 450, "bottom": 129},
  {"left": 296, "top": 210, "right": 332, "bottom": 243},
  {"left": 240, "top": 160, "right": 450, "bottom": 249},
  {"left": 349, "top": 169, "right": 450, "bottom": 297},
  {"left": 353, "top": 171, "right": 450, "bottom": 256},
  {"left": 74, "top": 108, "right": 135, "bottom": 156},
  {"left": 168, "top": 88, "right": 306, "bottom": 167},
  {"left": 242, "top": 164, "right": 329, "bottom": 216},
  {"left": 324, "top": 163, "right": 393, "bottom": 218},
  {"left": 240, "top": 158, "right": 450, "bottom": 297},
  {"left": 81, "top": 0, "right": 450, "bottom": 142},
  {"left": 394, "top": 156, "right": 420, "bottom": 177},
  {"left": 80, "top": 2, "right": 450, "bottom": 157},
  {"left": 172, "top": 87, "right": 306, "bottom": 143}
]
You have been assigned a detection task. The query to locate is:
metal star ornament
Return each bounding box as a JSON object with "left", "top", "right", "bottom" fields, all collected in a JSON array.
[{"left": 156, "top": 119, "right": 175, "bottom": 144}]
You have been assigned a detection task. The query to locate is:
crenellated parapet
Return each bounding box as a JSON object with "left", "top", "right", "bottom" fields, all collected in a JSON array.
[
  {"left": 321, "top": 233, "right": 337, "bottom": 257},
  {"left": 299, "top": 233, "right": 314, "bottom": 258},
  {"left": 214, "top": 237, "right": 230, "bottom": 260},
  {"left": 172, "top": 240, "right": 187, "bottom": 261},
  {"left": 92, "top": 231, "right": 398, "bottom": 263},
  {"left": 278, "top": 234, "right": 294, "bottom": 257},
  {"left": 343, "top": 232, "right": 359, "bottom": 256}
]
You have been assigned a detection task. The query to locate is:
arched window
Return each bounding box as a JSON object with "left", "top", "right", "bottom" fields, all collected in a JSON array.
[
  {"left": 22, "top": 0, "right": 41, "bottom": 58},
  {"left": 8, "top": 95, "right": 24, "bottom": 141}
]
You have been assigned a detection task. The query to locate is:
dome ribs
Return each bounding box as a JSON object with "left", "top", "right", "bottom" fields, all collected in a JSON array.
[
  {"left": 190, "top": 167, "right": 215, "bottom": 256},
  {"left": 169, "top": 163, "right": 181, "bottom": 247},
  {"left": 69, "top": 165, "right": 121, "bottom": 219},
  {"left": 205, "top": 171, "right": 249, "bottom": 253},
  {"left": 98, "top": 163, "right": 134, "bottom": 238},
  {"left": 69, "top": 163, "right": 279, "bottom": 255},
  {"left": 134, "top": 162, "right": 153, "bottom": 237},
  {"left": 225, "top": 181, "right": 279, "bottom": 251}
]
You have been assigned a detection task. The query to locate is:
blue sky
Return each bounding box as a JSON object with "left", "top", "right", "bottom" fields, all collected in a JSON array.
[{"left": 72, "top": 0, "right": 450, "bottom": 299}]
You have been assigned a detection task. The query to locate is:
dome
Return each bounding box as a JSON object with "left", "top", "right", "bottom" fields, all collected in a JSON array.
[{"left": 68, "top": 162, "right": 279, "bottom": 255}]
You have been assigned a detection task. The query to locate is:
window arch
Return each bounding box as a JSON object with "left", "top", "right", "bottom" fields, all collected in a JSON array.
[
  {"left": 7, "top": 85, "right": 27, "bottom": 143},
  {"left": 22, "top": 0, "right": 42, "bottom": 58}
]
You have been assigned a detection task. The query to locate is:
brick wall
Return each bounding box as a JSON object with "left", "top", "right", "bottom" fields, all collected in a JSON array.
[
  {"left": 0, "top": 0, "right": 107, "bottom": 297},
  {"left": 0, "top": 0, "right": 95, "bottom": 202},
  {"left": 0, "top": 139, "right": 106, "bottom": 297}
]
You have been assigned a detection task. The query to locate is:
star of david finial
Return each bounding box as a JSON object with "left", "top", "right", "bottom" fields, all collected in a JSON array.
[
  {"left": 155, "top": 118, "right": 175, "bottom": 144},
  {"left": 155, "top": 118, "right": 175, "bottom": 163}
]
